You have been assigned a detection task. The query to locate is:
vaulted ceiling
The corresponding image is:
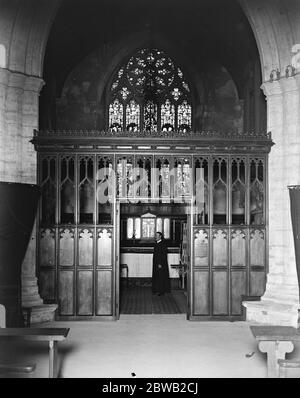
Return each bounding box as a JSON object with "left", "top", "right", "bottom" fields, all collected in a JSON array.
[{"left": 43, "top": 0, "right": 260, "bottom": 98}]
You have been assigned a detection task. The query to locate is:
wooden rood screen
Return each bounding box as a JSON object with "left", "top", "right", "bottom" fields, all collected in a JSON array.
[{"left": 32, "top": 130, "right": 273, "bottom": 320}]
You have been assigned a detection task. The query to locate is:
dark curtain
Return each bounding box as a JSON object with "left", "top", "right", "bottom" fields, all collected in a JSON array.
[
  {"left": 0, "top": 182, "right": 40, "bottom": 326},
  {"left": 289, "top": 186, "right": 300, "bottom": 287}
]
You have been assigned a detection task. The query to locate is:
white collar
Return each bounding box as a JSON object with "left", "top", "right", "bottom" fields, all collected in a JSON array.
[{"left": 156, "top": 239, "right": 162, "bottom": 243}]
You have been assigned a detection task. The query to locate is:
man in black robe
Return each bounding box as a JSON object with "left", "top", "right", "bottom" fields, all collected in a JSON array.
[{"left": 152, "top": 232, "right": 170, "bottom": 295}]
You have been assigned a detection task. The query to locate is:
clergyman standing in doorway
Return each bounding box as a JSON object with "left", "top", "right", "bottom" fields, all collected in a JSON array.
[{"left": 152, "top": 231, "right": 170, "bottom": 296}]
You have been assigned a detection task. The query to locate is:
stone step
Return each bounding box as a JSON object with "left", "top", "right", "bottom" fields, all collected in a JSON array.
[
  {"left": 22, "top": 298, "right": 44, "bottom": 307},
  {"left": 22, "top": 277, "right": 39, "bottom": 287},
  {"left": 22, "top": 286, "right": 40, "bottom": 295}
]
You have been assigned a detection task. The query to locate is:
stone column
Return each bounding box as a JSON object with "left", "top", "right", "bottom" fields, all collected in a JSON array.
[
  {"left": 21, "top": 74, "right": 58, "bottom": 323},
  {"left": 0, "top": 69, "right": 9, "bottom": 181},
  {"left": 243, "top": 75, "right": 300, "bottom": 327},
  {"left": 0, "top": 68, "right": 57, "bottom": 323}
]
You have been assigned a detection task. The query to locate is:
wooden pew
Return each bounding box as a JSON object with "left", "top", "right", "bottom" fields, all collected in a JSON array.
[
  {"left": 278, "top": 359, "right": 300, "bottom": 378},
  {"left": 0, "top": 363, "right": 36, "bottom": 378},
  {"left": 250, "top": 326, "right": 300, "bottom": 378},
  {"left": 0, "top": 328, "right": 70, "bottom": 378}
]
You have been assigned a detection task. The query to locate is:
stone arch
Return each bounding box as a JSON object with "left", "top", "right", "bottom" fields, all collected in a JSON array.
[
  {"left": 94, "top": 30, "right": 198, "bottom": 104},
  {"left": 2, "top": 1, "right": 299, "bottom": 93},
  {"left": 0, "top": 0, "right": 61, "bottom": 76},
  {"left": 1, "top": 0, "right": 300, "bottom": 326},
  {"left": 239, "top": 0, "right": 296, "bottom": 81}
]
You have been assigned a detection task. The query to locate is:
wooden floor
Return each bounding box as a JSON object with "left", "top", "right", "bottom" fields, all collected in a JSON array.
[{"left": 120, "top": 285, "right": 187, "bottom": 314}]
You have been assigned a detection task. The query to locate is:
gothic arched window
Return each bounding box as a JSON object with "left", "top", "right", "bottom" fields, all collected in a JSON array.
[{"left": 108, "top": 48, "right": 192, "bottom": 133}]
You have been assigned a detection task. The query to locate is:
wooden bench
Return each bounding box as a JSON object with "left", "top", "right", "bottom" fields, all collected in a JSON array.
[
  {"left": 0, "top": 328, "right": 70, "bottom": 378},
  {"left": 250, "top": 325, "right": 300, "bottom": 378},
  {"left": 0, "top": 363, "right": 36, "bottom": 378},
  {"left": 278, "top": 359, "right": 300, "bottom": 378}
]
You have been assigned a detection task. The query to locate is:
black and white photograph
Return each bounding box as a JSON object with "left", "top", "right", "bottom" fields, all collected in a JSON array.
[{"left": 0, "top": 0, "right": 300, "bottom": 384}]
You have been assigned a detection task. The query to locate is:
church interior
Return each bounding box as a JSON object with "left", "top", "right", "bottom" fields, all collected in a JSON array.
[{"left": 0, "top": 0, "right": 300, "bottom": 378}]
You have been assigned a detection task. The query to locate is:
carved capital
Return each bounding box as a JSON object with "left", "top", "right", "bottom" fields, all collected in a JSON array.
[
  {"left": 261, "top": 80, "right": 283, "bottom": 97},
  {"left": 0, "top": 67, "right": 10, "bottom": 86},
  {"left": 24, "top": 76, "right": 45, "bottom": 94}
]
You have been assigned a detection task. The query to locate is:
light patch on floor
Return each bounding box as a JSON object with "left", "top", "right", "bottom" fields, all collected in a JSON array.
[{"left": 2, "top": 316, "right": 300, "bottom": 378}]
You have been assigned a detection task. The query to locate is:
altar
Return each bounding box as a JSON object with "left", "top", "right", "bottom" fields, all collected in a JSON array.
[{"left": 120, "top": 252, "right": 180, "bottom": 278}]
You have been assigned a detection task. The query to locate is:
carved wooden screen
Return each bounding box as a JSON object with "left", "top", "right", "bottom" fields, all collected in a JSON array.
[
  {"left": 191, "top": 154, "right": 267, "bottom": 320},
  {"left": 36, "top": 140, "right": 269, "bottom": 321},
  {"left": 38, "top": 153, "right": 117, "bottom": 319}
]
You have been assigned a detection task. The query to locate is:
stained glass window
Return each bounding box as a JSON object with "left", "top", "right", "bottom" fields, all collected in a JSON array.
[
  {"left": 126, "top": 100, "right": 140, "bottom": 131},
  {"left": 164, "top": 219, "right": 170, "bottom": 239},
  {"left": 135, "top": 218, "right": 141, "bottom": 239},
  {"left": 144, "top": 100, "right": 158, "bottom": 132},
  {"left": 108, "top": 48, "right": 192, "bottom": 132},
  {"left": 161, "top": 99, "right": 175, "bottom": 131},
  {"left": 142, "top": 218, "right": 156, "bottom": 238},
  {"left": 127, "top": 218, "right": 134, "bottom": 239},
  {"left": 126, "top": 216, "right": 171, "bottom": 240},
  {"left": 109, "top": 99, "right": 123, "bottom": 131},
  {"left": 178, "top": 100, "right": 192, "bottom": 132}
]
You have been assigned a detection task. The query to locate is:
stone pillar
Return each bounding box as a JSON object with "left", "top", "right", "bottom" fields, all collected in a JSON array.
[
  {"left": 0, "top": 69, "right": 9, "bottom": 181},
  {"left": 0, "top": 67, "right": 57, "bottom": 323},
  {"left": 243, "top": 75, "right": 300, "bottom": 327}
]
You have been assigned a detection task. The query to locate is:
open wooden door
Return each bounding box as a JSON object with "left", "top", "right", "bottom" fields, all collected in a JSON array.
[
  {"left": 185, "top": 209, "right": 193, "bottom": 320},
  {"left": 180, "top": 199, "right": 192, "bottom": 319},
  {"left": 113, "top": 199, "right": 120, "bottom": 320}
]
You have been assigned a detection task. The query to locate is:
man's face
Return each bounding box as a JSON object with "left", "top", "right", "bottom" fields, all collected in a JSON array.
[{"left": 155, "top": 233, "right": 161, "bottom": 242}]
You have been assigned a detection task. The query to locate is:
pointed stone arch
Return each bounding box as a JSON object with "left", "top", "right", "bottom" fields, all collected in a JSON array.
[
  {"left": 1, "top": 0, "right": 300, "bottom": 326},
  {"left": 239, "top": 0, "right": 296, "bottom": 81}
]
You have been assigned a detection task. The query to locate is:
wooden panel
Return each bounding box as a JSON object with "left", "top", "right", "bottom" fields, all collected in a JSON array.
[
  {"left": 250, "top": 271, "right": 266, "bottom": 296},
  {"left": 193, "top": 271, "right": 209, "bottom": 315},
  {"left": 79, "top": 229, "right": 93, "bottom": 266},
  {"left": 231, "top": 229, "right": 246, "bottom": 267},
  {"left": 250, "top": 230, "right": 265, "bottom": 267},
  {"left": 213, "top": 271, "right": 228, "bottom": 315},
  {"left": 97, "top": 228, "right": 112, "bottom": 266},
  {"left": 59, "top": 228, "right": 74, "bottom": 266},
  {"left": 58, "top": 271, "right": 74, "bottom": 315},
  {"left": 194, "top": 229, "right": 208, "bottom": 266},
  {"left": 231, "top": 271, "right": 247, "bottom": 315},
  {"left": 213, "top": 230, "right": 227, "bottom": 266},
  {"left": 96, "top": 270, "right": 112, "bottom": 315},
  {"left": 77, "top": 271, "right": 93, "bottom": 315},
  {"left": 40, "top": 229, "right": 55, "bottom": 267},
  {"left": 39, "top": 270, "right": 56, "bottom": 302}
]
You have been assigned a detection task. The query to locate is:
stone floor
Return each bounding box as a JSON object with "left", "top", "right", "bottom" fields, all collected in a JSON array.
[{"left": 2, "top": 315, "right": 300, "bottom": 378}]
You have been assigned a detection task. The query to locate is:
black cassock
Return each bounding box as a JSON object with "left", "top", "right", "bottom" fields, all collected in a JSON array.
[{"left": 152, "top": 240, "right": 170, "bottom": 294}]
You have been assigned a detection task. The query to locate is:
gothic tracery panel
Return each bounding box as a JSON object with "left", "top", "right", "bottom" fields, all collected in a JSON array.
[
  {"left": 40, "top": 228, "right": 55, "bottom": 267},
  {"left": 60, "top": 156, "right": 75, "bottom": 224},
  {"left": 97, "top": 228, "right": 112, "bottom": 266},
  {"left": 213, "top": 229, "right": 227, "bottom": 267},
  {"left": 79, "top": 228, "right": 93, "bottom": 266},
  {"left": 194, "top": 229, "right": 209, "bottom": 266},
  {"left": 40, "top": 157, "right": 56, "bottom": 224},
  {"left": 79, "top": 156, "right": 94, "bottom": 224},
  {"left": 231, "top": 229, "right": 246, "bottom": 267},
  {"left": 59, "top": 228, "right": 75, "bottom": 266},
  {"left": 250, "top": 229, "right": 265, "bottom": 267}
]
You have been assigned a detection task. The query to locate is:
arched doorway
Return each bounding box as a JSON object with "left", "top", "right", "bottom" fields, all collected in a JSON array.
[
  {"left": 35, "top": 0, "right": 272, "bottom": 321},
  {"left": 2, "top": 0, "right": 299, "bottom": 325}
]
